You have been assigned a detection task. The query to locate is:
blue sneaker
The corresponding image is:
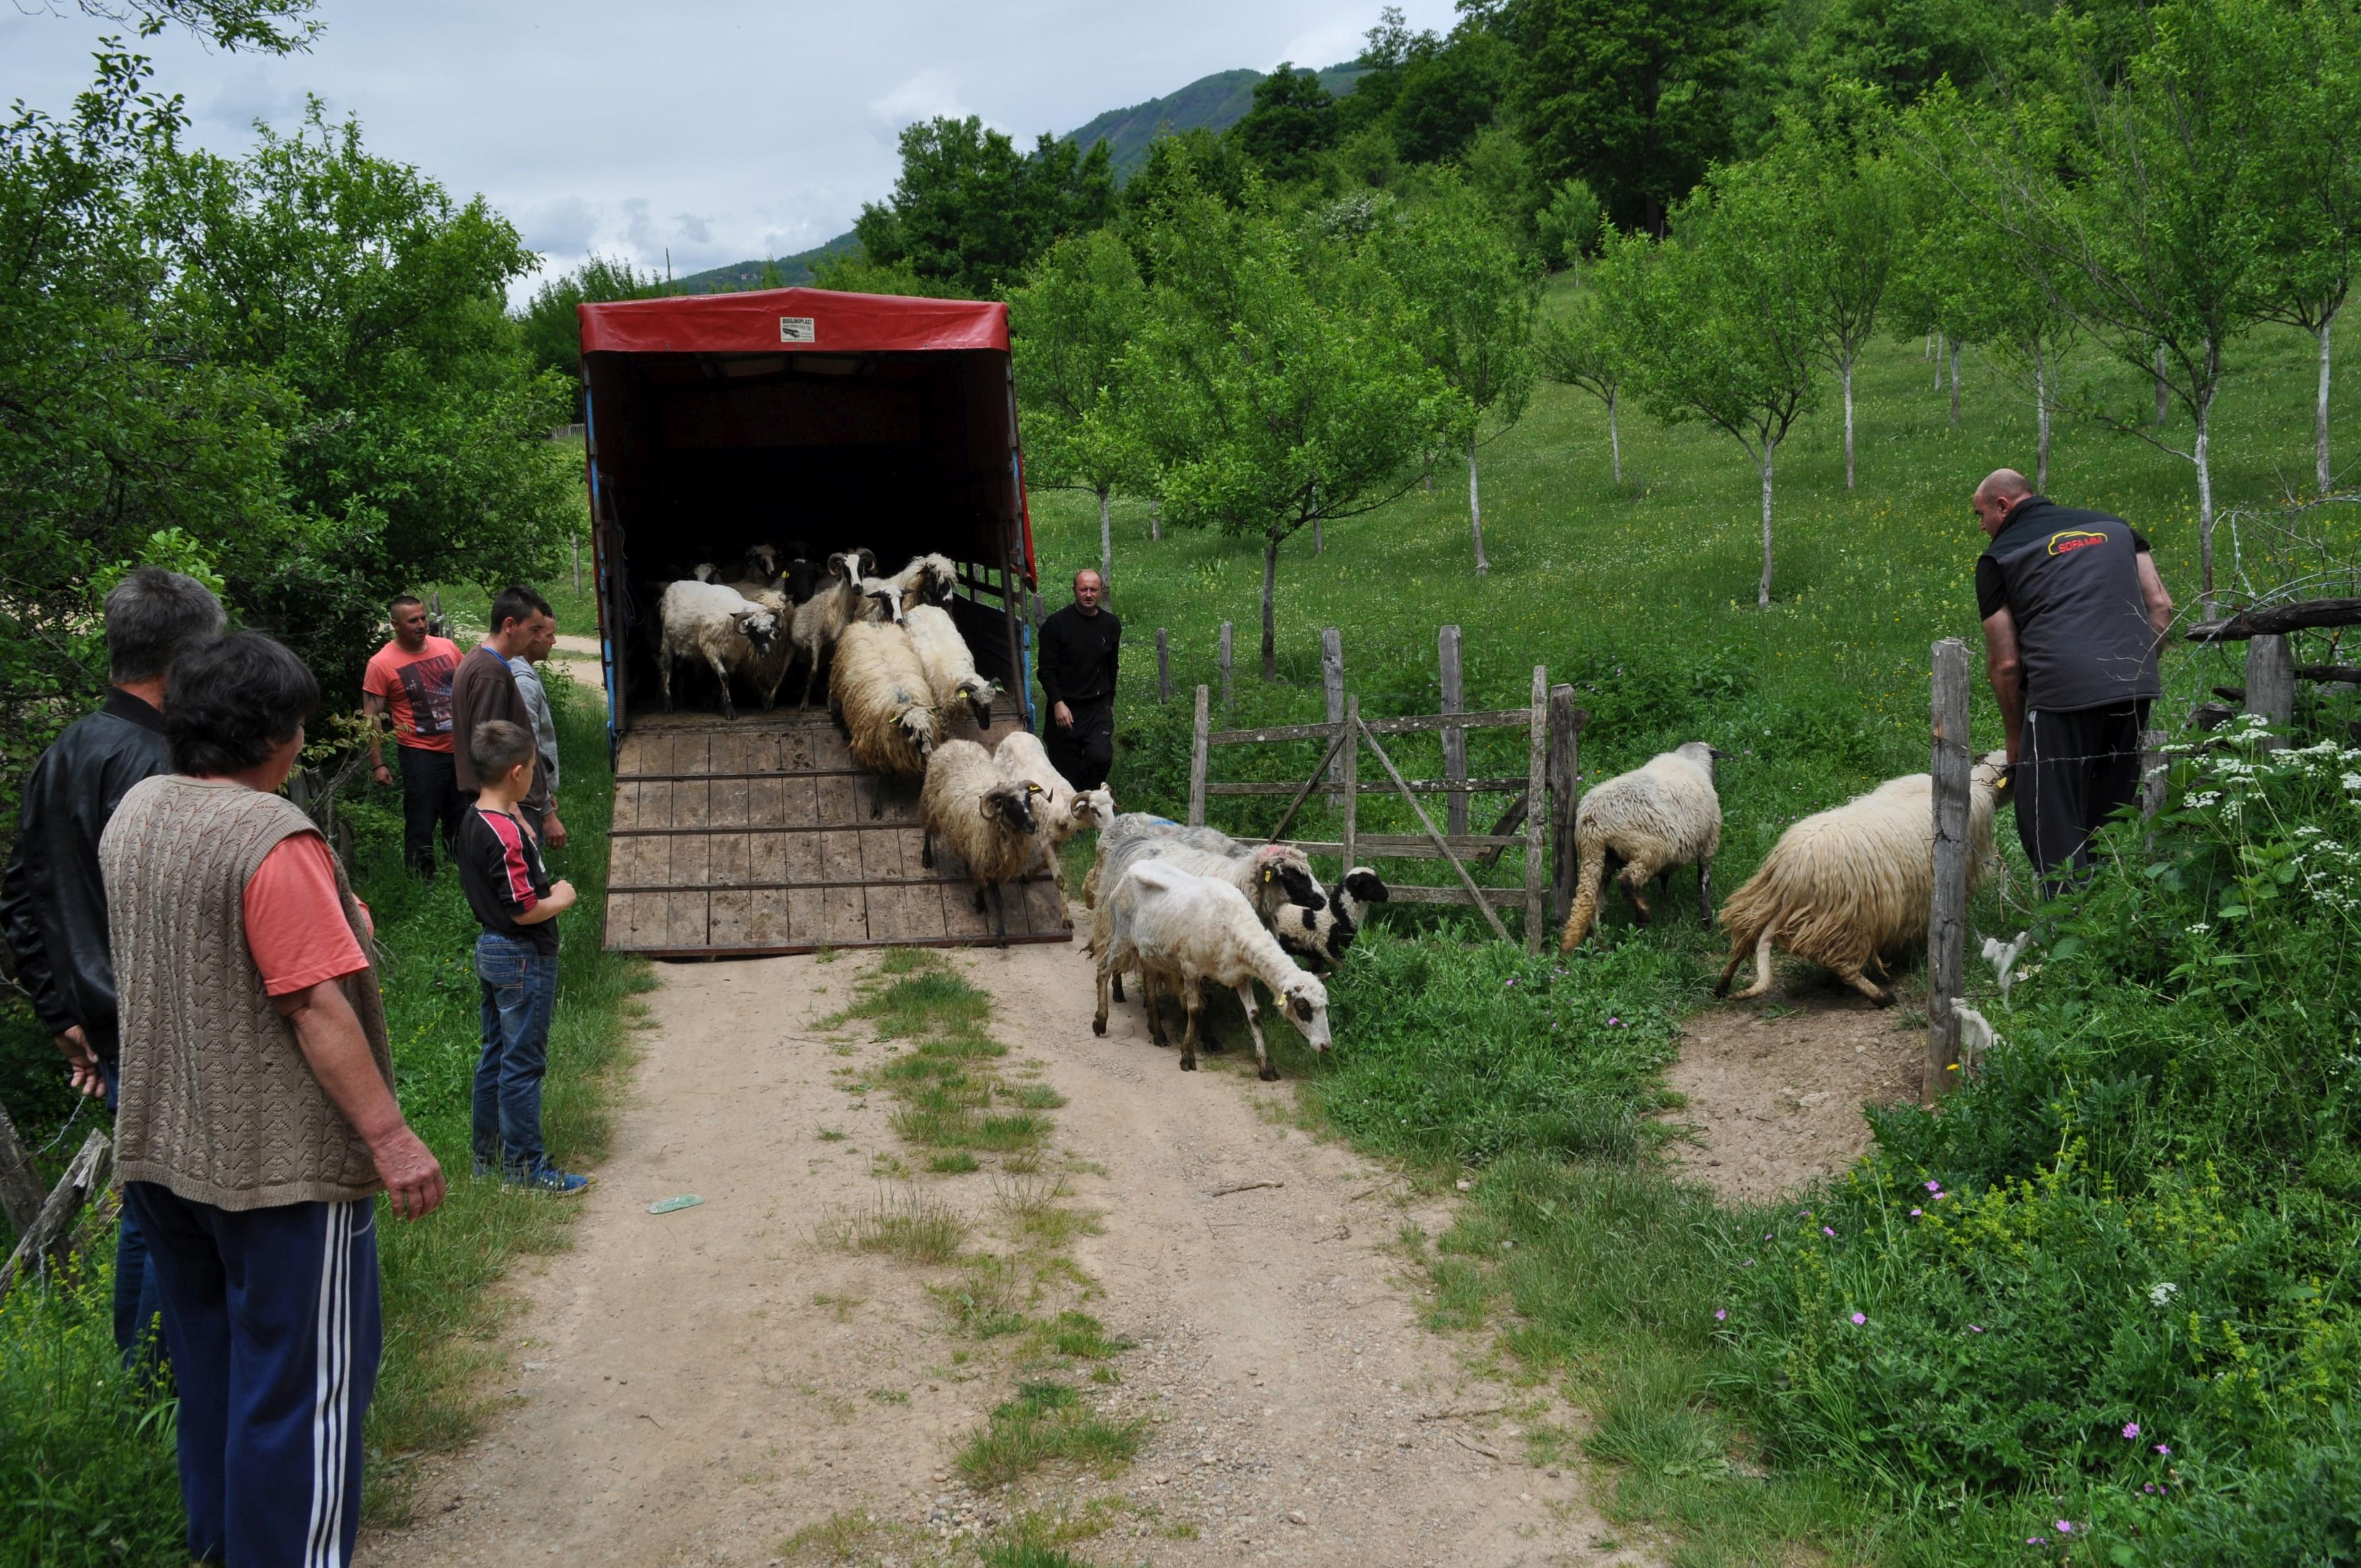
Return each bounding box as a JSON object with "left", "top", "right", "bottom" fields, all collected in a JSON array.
[
  {"left": 472, "top": 1156, "right": 500, "bottom": 1179},
  {"left": 513, "top": 1165, "right": 590, "bottom": 1196}
]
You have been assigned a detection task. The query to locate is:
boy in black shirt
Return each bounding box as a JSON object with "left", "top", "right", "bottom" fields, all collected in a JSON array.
[{"left": 457, "top": 719, "right": 586, "bottom": 1194}]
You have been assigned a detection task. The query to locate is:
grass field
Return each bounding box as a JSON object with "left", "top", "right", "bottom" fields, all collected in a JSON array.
[
  {"left": 1030, "top": 291, "right": 2361, "bottom": 1565},
  {"left": 0, "top": 671, "right": 647, "bottom": 1560}
]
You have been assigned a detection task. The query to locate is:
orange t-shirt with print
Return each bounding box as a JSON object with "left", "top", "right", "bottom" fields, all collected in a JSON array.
[{"left": 362, "top": 635, "right": 462, "bottom": 753}]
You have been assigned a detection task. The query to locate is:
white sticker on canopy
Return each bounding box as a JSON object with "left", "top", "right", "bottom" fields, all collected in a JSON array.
[{"left": 779, "top": 317, "right": 817, "bottom": 344}]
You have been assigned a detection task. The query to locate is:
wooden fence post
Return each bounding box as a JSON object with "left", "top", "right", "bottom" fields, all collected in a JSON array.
[
  {"left": 1187, "top": 685, "right": 1210, "bottom": 828},
  {"left": 1439, "top": 625, "right": 1468, "bottom": 836},
  {"left": 2141, "top": 728, "right": 2169, "bottom": 820},
  {"left": 0, "top": 1130, "right": 111, "bottom": 1302},
  {"left": 2247, "top": 633, "right": 2294, "bottom": 749},
  {"left": 1218, "top": 621, "right": 1234, "bottom": 710},
  {"left": 1928, "top": 639, "right": 1973, "bottom": 1098},
  {"left": 1155, "top": 628, "right": 1173, "bottom": 705},
  {"left": 1524, "top": 666, "right": 1548, "bottom": 952},
  {"left": 1321, "top": 628, "right": 1346, "bottom": 799},
  {"left": 1547, "top": 684, "right": 1583, "bottom": 930},
  {"left": 571, "top": 536, "right": 582, "bottom": 598},
  {"left": 1341, "top": 695, "right": 1359, "bottom": 872},
  {"left": 0, "top": 1098, "right": 46, "bottom": 1238}
]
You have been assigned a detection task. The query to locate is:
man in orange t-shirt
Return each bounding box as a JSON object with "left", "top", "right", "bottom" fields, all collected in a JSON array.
[{"left": 362, "top": 595, "right": 464, "bottom": 879}]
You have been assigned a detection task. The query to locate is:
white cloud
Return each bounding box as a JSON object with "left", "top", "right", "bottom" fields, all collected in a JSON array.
[{"left": 868, "top": 68, "right": 972, "bottom": 128}]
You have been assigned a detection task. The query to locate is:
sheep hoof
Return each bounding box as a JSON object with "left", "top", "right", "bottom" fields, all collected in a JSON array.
[
  {"left": 1258, "top": 1067, "right": 1279, "bottom": 1082},
  {"left": 1092, "top": 1016, "right": 1107, "bottom": 1037},
  {"left": 1111, "top": 976, "right": 1125, "bottom": 1004},
  {"left": 1872, "top": 989, "right": 1897, "bottom": 1009},
  {"left": 1179, "top": 1056, "right": 1197, "bottom": 1072},
  {"left": 1712, "top": 978, "right": 1733, "bottom": 999}
]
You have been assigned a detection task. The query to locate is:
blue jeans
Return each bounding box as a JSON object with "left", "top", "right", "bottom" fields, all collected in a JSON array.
[
  {"left": 473, "top": 932, "right": 560, "bottom": 1176},
  {"left": 97, "top": 1058, "right": 167, "bottom": 1373}
]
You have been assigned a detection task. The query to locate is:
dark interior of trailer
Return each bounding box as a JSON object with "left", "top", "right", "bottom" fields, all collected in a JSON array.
[{"left": 583, "top": 346, "right": 1030, "bottom": 727}]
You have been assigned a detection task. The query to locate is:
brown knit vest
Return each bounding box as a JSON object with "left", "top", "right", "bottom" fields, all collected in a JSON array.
[{"left": 101, "top": 775, "right": 394, "bottom": 1210}]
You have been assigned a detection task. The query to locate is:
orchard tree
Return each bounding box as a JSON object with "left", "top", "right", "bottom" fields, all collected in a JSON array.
[
  {"left": 1621, "top": 178, "right": 1821, "bottom": 608},
  {"left": 1534, "top": 237, "right": 1640, "bottom": 482},
  {"left": 1009, "top": 228, "right": 1148, "bottom": 587},
  {"left": 1385, "top": 174, "right": 1543, "bottom": 574},
  {"left": 1120, "top": 167, "right": 1463, "bottom": 679}
]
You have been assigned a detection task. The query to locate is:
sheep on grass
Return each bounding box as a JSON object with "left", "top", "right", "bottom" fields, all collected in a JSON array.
[
  {"left": 1557, "top": 741, "right": 1723, "bottom": 951},
  {"left": 1085, "top": 816, "right": 1325, "bottom": 1007},
  {"left": 829, "top": 619, "right": 939, "bottom": 807},
  {"left": 1271, "top": 866, "right": 1390, "bottom": 975},
  {"left": 992, "top": 729, "right": 1114, "bottom": 917},
  {"left": 1092, "top": 859, "right": 1332, "bottom": 1080},
  {"left": 904, "top": 603, "right": 998, "bottom": 728},
  {"left": 655, "top": 580, "right": 781, "bottom": 722},
  {"left": 1715, "top": 752, "right": 2009, "bottom": 1007},
  {"left": 919, "top": 738, "right": 1042, "bottom": 945}
]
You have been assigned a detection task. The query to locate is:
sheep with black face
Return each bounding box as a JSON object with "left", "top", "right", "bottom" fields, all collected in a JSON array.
[{"left": 919, "top": 738, "right": 1043, "bottom": 944}]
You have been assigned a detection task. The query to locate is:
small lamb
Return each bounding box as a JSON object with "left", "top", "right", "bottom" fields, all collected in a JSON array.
[
  {"left": 920, "top": 738, "right": 1041, "bottom": 944},
  {"left": 1093, "top": 859, "right": 1332, "bottom": 1080},
  {"left": 1558, "top": 742, "right": 1722, "bottom": 951},
  {"left": 655, "top": 580, "right": 781, "bottom": 721},
  {"left": 1271, "top": 867, "right": 1390, "bottom": 975}
]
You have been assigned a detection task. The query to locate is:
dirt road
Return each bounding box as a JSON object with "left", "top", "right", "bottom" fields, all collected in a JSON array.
[{"left": 359, "top": 938, "right": 1626, "bottom": 1567}]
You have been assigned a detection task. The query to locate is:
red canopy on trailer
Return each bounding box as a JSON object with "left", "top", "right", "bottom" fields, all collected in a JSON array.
[{"left": 577, "top": 286, "right": 1010, "bottom": 356}]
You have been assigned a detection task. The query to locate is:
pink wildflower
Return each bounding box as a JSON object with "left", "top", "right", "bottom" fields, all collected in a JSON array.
[
  {"left": 2055, "top": 1521, "right": 2074, "bottom": 1534},
  {"left": 1850, "top": 1312, "right": 1867, "bottom": 1326},
  {"left": 1715, "top": 1309, "right": 1727, "bottom": 1321},
  {"left": 2123, "top": 1423, "right": 2140, "bottom": 1439}
]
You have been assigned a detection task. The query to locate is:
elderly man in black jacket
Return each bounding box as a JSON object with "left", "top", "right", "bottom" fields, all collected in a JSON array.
[
  {"left": 1, "top": 566, "right": 224, "bottom": 1364},
  {"left": 1037, "top": 569, "right": 1120, "bottom": 791}
]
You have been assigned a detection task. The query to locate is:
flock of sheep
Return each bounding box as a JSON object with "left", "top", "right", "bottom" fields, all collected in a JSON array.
[{"left": 1557, "top": 739, "right": 2012, "bottom": 1007}]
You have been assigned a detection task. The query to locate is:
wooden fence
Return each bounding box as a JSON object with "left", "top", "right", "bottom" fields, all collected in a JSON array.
[{"left": 1180, "top": 649, "right": 1588, "bottom": 951}]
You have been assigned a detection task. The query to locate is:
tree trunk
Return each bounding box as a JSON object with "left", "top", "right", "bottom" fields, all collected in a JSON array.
[
  {"left": 1757, "top": 442, "right": 1776, "bottom": 609},
  {"left": 1260, "top": 534, "right": 1280, "bottom": 682},
  {"left": 2195, "top": 387, "right": 2216, "bottom": 619},
  {"left": 1313, "top": 518, "right": 1324, "bottom": 555},
  {"left": 2034, "top": 346, "right": 2052, "bottom": 493},
  {"left": 1948, "top": 338, "right": 1961, "bottom": 427},
  {"left": 1468, "top": 431, "right": 1489, "bottom": 575},
  {"left": 1606, "top": 388, "right": 1621, "bottom": 483},
  {"left": 2156, "top": 343, "right": 2170, "bottom": 427},
  {"left": 1935, "top": 338, "right": 1944, "bottom": 391},
  {"left": 1422, "top": 470, "right": 1433, "bottom": 492},
  {"left": 1841, "top": 353, "right": 1856, "bottom": 490},
  {"left": 1097, "top": 487, "right": 1112, "bottom": 586},
  {"left": 1150, "top": 499, "right": 1161, "bottom": 543},
  {"left": 2318, "top": 311, "right": 2336, "bottom": 496}
]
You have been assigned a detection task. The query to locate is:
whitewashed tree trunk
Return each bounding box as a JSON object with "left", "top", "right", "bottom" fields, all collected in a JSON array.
[
  {"left": 1949, "top": 338, "right": 1961, "bottom": 426},
  {"left": 1757, "top": 441, "right": 1777, "bottom": 609},
  {"left": 1606, "top": 387, "right": 1622, "bottom": 483},
  {"left": 2034, "top": 346, "right": 2052, "bottom": 493},
  {"left": 1097, "top": 488, "right": 1112, "bottom": 585},
  {"left": 1841, "top": 353, "right": 1857, "bottom": 490},
  {"left": 1313, "top": 518, "right": 1323, "bottom": 555},
  {"left": 1468, "top": 431, "right": 1489, "bottom": 575},
  {"left": 2195, "top": 387, "right": 2216, "bottom": 619},
  {"left": 1150, "top": 499, "right": 1161, "bottom": 542},
  {"left": 2318, "top": 312, "right": 2337, "bottom": 496},
  {"left": 1934, "top": 338, "right": 1944, "bottom": 390}
]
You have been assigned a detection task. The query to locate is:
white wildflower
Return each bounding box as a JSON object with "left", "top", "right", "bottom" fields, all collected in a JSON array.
[{"left": 2149, "top": 1282, "right": 2180, "bottom": 1307}]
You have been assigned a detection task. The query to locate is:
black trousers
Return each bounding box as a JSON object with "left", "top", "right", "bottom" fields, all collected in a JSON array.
[
  {"left": 1044, "top": 696, "right": 1115, "bottom": 792},
  {"left": 2018, "top": 700, "right": 2149, "bottom": 897},
  {"left": 397, "top": 744, "right": 466, "bottom": 878}
]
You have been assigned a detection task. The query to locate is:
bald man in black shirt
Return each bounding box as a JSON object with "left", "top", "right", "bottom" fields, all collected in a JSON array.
[{"left": 1036, "top": 569, "right": 1120, "bottom": 791}]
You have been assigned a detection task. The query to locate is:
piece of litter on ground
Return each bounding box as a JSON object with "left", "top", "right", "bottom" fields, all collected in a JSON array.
[
  {"left": 1208, "top": 1179, "right": 1284, "bottom": 1197},
  {"left": 646, "top": 1194, "right": 704, "bottom": 1214},
  {"left": 1448, "top": 1431, "right": 1504, "bottom": 1459}
]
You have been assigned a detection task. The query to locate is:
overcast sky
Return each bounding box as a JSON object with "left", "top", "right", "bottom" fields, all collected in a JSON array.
[{"left": 7, "top": 0, "right": 1458, "bottom": 294}]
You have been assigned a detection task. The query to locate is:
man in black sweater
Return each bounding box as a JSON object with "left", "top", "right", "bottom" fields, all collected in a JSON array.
[
  {"left": 1036, "top": 569, "right": 1120, "bottom": 791},
  {"left": 1972, "top": 467, "right": 2175, "bottom": 895}
]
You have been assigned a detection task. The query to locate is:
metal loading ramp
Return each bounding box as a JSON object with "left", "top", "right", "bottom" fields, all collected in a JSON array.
[{"left": 604, "top": 708, "right": 1070, "bottom": 957}]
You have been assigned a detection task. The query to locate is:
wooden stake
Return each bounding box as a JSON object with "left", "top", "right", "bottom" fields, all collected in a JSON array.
[
  {"left": 2247, "top": 633, "right": 2294, "bottom": 749},
  {"left": 1928, "top": 639, "right": 1972, "bottom": 1098},
  {"left": 1322, "top": 627, "right": 1345, "bottom": 801},
  {"left": 1341, "top": 696, "right": 1358, "bottom": 874},
  {"left": 572, "top": 535, "right": 582, "bottom": 597},
  {"left": 1187, "top": 685, "right": 1210, "bottom": 828},
  {"left": 0, "top": 1131, "right": 111, "bottom": 1303},
  {"left": 1440, "top": 625, "right": 1468, "bottom": 836},
  {"left": 1359, "top": 717, "right": 1512, "bottom": 943},
  {"left": 1523, "top": 665, "right": 1548, "bottom": 952},
  {"left": 1155, "top": 628, "right": 1173, "bottom": 705},
  {"left": 1547, "top": 685, "right": 1585, "bottom": 929},
  {"left": 1218, "top": 621, "right": 1234, "bottom": 709},
  {"left": 0, "top": 1098, "right": 46, "bottom": 1238},
  {"left": 2140, "top": 727, "right": 2169, "bottom": 820}
]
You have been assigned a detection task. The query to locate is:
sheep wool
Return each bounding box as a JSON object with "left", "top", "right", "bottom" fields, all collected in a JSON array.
[
  {"left": 789, "top": 553, "right": 866, "bottom": 707},
  {"left": 1715, "top": 752, "right": 2007, "bottom": 1007},
  {"left": 904, "top": 604, "right": 997, "bottom": 728},
  {"left": 1558, "top": 741, "right": 1723, "bottom": 951},
  {"left": 992, "top": 729, "right": 1112, "bottom": 916},
  {"left": 1272, "top": 867, "right": 1389, "bottom": 975},
  {"left": 829, "top": 619, "right": 939, "bottom": 787},
  {"left": 1092, "top": 859, "right": 1331, "bottom": 1080},
  {"left": 656, "top": 580, "right": 782, "bottom": 722},
  {"left": 919, "top": 738, "right": 1041, "bottom": 943}
]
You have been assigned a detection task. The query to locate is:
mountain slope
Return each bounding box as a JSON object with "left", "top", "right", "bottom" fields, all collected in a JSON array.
[{"left": 673, "top": 61, "right": 1364, "bottom": 296}]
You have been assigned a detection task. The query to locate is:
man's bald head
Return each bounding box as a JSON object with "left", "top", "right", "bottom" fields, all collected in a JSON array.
[
  {"left": 1971, "top": 469, "right": 2035, "bottom": 537},
  {"left": 1072, "top": 569, "right": 1105, "bottom": 614}
]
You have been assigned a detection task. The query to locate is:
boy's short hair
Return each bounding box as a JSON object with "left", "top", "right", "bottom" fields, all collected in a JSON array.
[
  {"left": 488, "top": 584, "right": 551, "bottom": 635},
  {"left": 469, "top": 719, "right": 537, "bottom": 781}
]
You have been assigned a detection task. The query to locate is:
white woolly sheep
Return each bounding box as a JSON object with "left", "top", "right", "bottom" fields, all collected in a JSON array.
[
  {"left": 992, "top": 729, "right": 1113, "bottom": 915},
  {"left": 904, "top": 604, "right": 997, "bottom": 729},
  {"left": 1715, "top": 752, "right": 2009, "bottom": 1007},
  {"left": 829, "top": 619, "right": 939, "bottom": 801},
  {"left": 919, "top": 738, "right": 1042, "bottom": 944},
  {"left": 1557, "top": 741, "right": 1724, "bottom": 951},
  {"left": 734, "top": 585, "right": 796, "bottom": 710},
  {"left": 1093, "top": 860, "right": 1332, "bottom": 1080},
  {"left": 1272, "top": 866, "right": 1390, "bottom": 975},
  {"left": 656, "top": 581, "right": 781, "bottom": 722},
  {"left": 789, "top": 553, "right": 866, "bottom": 706},
  {"left": 885, "top": 552, "right": 959, "bottom": 612},
  {"left": 1086, "top": 818, "right": 1326, "bottom": 1007}
]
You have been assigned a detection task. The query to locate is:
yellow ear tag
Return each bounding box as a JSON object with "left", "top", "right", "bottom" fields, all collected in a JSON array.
[{"left": 1262, "top": 867, "right": 1273, "bottom": 883}]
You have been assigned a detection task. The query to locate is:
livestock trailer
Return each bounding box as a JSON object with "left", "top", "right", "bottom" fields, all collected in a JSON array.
[{"left": 577, "top": 286, "right": 1062, "bottom": 957}]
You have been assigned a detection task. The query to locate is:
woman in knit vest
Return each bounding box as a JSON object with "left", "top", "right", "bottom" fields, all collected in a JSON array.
[{"left": 101, "top": 631, "right": 445, "bottom": 1568}]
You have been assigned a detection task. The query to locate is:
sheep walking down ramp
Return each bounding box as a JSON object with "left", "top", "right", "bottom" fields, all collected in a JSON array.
[{"left": 1714, "top": 753, "right": 2009, "bottom": 1007}]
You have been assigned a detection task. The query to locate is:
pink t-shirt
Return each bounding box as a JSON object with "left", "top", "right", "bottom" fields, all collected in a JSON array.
[{"left": 242, "top": 833, "right": 369, "bottom": 997}]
